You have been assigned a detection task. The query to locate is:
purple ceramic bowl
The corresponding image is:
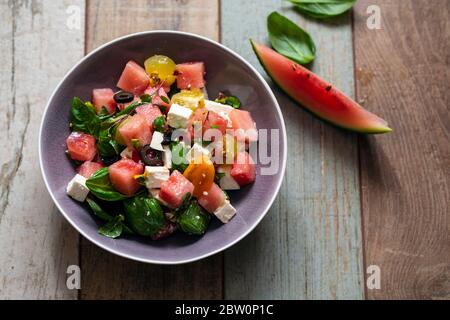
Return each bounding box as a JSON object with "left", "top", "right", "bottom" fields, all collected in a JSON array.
[{"left": 39, "top": 31, "right": 286, "bottom": 264}]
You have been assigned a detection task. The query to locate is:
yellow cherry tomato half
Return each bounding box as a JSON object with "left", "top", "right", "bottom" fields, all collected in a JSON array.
[
  {"left": 170, "top": 88, "right": 205, "bottom": 110},
  {"left": 183, "top": 156, "right": 215, "bottom": 198},
  {"left": 144, "top": 55, "right": 176, "bottom": 86}
]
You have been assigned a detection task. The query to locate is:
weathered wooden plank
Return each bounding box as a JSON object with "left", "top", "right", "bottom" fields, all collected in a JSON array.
[
  {"left": 222, "top": 1, "right": 364, "bottom": 299},
  {"left": 80, "top": 0, "right": 222, "bottom": 299},
  {"left": 354, "top": 0, "right": 449, "bottom": 299},
  {"left": 0, "top": 0, "right": 84, "bottom": 299}
]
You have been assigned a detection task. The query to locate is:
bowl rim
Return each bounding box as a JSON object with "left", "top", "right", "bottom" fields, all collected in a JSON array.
[{"left": 39, "top": 30, "right": 287, "bottom": 265}]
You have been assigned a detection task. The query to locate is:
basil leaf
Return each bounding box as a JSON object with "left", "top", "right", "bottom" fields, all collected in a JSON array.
[
  {"left": 140, "top": 94, "right": 153, "bottom": 103},
  {"left": 160, "top": 95, "right": 170, "bottom": 104},
  {"left": 177, "top": 200, "right": 210, "bottom": 235},
  {"left": 97, "top": 127, "right": 120, "bottom": 157},
  {"left": 86, "top": 197, "right": 114, "bottom": 221},
  {"left": 70, "top": 97, "right": 101, "bottom": 137},
  {"left": 152, "top": 116, "right": 166, "bottom": 132},
  {"left": 123, "top": 195, "right": 165, "bottom": 236},
  {"left": 86, "top": 167, "right": 129, "bottom": 201},
  {"left": 215, "top": 93, "right": 241, "bottom": 109},
  {"left": 98, "top": 214, "right": 124, "bottom": 238},
  {"left": 287, "top": 0, "right": 357, "bottom": 19},
  {"left": 169, "top": 141, "right": 189, "bottom": 173},
  {"left": 116, "top": 101, "right": 145, "bottom": 117},
  {"left": 267, "top": 11, "right": 316, "bottom": 65}
]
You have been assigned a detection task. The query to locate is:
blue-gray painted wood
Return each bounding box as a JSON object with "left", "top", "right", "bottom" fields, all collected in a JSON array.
[{"left": 221, "top": 0, "right": 364, "bottom": 299}]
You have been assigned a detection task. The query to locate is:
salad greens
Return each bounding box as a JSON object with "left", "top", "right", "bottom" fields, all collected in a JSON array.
[
  {"left": 86, "top": 167, "right": 129, "bottom": 201},
  {"left": 268, "top": 11, "right": 316, "bottom": 65},
  {"left": 177, "top": 199, "right": 210, "bottom": 235},
  {"left": 215, "top": 93, "right": 241, "bottom": 109},
  {"left": 286, "top": 0, "right": 357, "bottom": 19},
  {"left": 70, "top": 97, "right": 101, "bottom": 137},
  {"left": 123, "top": 194, "right": 165, "bottom": 236}
]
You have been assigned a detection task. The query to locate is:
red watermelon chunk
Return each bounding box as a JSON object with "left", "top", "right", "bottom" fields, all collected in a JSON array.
[
  {"left": 187, "top": 108, "right": 208, "bottom": 139},
  {"left": 78, "top": 161, "right": 104, "bottom": 178},
  {"left": 118, "top": 95, "right": 139, "bottom": 111},
  {"left": 92, "top": 88, "right": 117, "bottom": 114},
  {"left": 108, "top": 158, "right": 144, "bottom": 196},
  {"left": 117, "top": 60, "right": 150, "bottom": 95},
  {"left": 231, "top": 151, "right": 256, "bottom": 186},
  {"left": 135, "top": 104, "right": 163, "bottom": 130},
  {"left": 117, "top": 114, "right": 152, "bottom": 148},
  {"left": 198, "top": 183, "right": 226, "bottom": 213},
  {"left": 144, "top": 86, "right": 171, "bottom": 113},
  {"left": 229, "top": 109, "right": 258, "bottom": 142},
  {"left": 159, "top": 170, "right": 195, "bottom": 208},
  {"left": 204, "top": 111, "right": 228, "bottom": 135},
  {"left": 66, "top": 132, "right": 97, "bottom": 161},
  {"left": 175, "top": 62, "right": 205, "bottom": 89}
]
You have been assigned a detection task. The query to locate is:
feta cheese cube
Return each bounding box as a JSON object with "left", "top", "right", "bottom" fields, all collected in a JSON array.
[
  {"left": 162, "top": 145, "right": 172, "bottom": 169},
  {"left": 167, "top": 103, "right": 193, "bottom": 128},
  {"left": 66, "top": 174, "right": 90, "bottom": 202},
  {"left": 144, "top": 166, "right": 170, "bottom": 189},
  {"left": 150, "top": 131, "right": 164, "bottom": 151},
  {"left": 214, "top": 200, "right": 236, "bottom": 223},
  {"left": 217, "top": 165, "right": 240, "bottom": 190},
  {"left": 120, "top": 147, "right": 133, "bottom": 159},
  {"left": 201, "top": 87, "right": 209, "bottom": 100},
  {"left": 186, "top": 143, "right": 211, "bottom": 162}
]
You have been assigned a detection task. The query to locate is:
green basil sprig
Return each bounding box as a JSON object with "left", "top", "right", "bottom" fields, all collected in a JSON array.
[
  {"left": 85, "top": 167, "right": 129, "bottom": 201},
  {"left": 268, "top": 11, "right": 316, "bottom": 65},
  {"left": 86, "top": 198, "right": 134, "bottom": 237},
  {"left": 287, "top": 0, "right": 357, "bottom": 19},
  {"left": 123, "top": 195, "right": 165, "bottom": 236},
  {"left": 70, "top": 97, "right": 101, "bottom": 137}
]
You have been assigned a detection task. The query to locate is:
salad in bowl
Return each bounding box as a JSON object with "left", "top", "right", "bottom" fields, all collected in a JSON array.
[{"left": 65, "top": 55, "right": 258, "bottom": 240}]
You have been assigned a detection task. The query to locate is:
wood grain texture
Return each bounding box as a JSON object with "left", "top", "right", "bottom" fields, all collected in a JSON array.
[
  {"left": 221, "top": 1, "right": 364, "bottom": 299},
  {"left": 80, "top": 0, "right": 222, "bottom": 299},
  {"left": 0, "top": 0, "right": 84, "bottom": 299},
  {"left": 354, "top": 0, "right": 450, "bottom": 299}
]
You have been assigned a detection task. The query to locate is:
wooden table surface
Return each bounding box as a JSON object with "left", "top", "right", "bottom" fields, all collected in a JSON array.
[{"left": 0, "top": 0, "right": 448, "bottom": 300}]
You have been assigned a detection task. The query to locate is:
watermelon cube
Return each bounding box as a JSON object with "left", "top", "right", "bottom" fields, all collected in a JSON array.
[
  {"left": 204, "top": 111, "right": 228, "bottom": 135},
  {"left": 108, "top": 158, "right": 144, "bottom": 196},
  {"left": 92, "top": 88, "right": 117, "bottom": 114},
  {"left": 175, "top": 62, "right": 205, "bottom": 89},
  {"left": 230, "top": 151, "right": 256, "bottom": 186},
  {"left": 66, "top": 132, "right": 97, "bottom": 161},
  {"left": 117, "top": 114, "right": 152, "bottom": 148},
  {"left": 229, "top": 109, "right": 258, "bottom": 142},
  {"left": 135, "top": 104, "right": 163, "bottom": 130},
  {"left": 159, "top": 170, "right": 195, "bottom": 208},
  {"left": 198, "top": 183, "right": 226, "bottom": 213},
  {"left": 77, "top": 161, "right": 104, "bottom": 178},
  {"left": 117, "top": 60, "right": 150, "bottom": 95}
]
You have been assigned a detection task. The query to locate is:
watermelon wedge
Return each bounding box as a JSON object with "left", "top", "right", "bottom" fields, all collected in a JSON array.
[{"left": 251, "top": 41, "right": 391, "bottom": 134}]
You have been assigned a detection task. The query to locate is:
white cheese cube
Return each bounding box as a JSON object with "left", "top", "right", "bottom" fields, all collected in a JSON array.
[
  {"left": 214, "top": 200, "right": 236, "bottom": 223},
  {"left": 186, "top": 143, "right": 211, "bottom": 162},
  {"left": 217, "top": 165, "right": 240, "bottom": 190},
  {"left": 167, "top": 103, "right": 193, "bottom": 128},
  {"left": 150, "top": 131, "right": 164, "bottom": 151},
  {"left": 120, "top": 147, "right": 133, "bottom": 159},
  {"left": 162, "top": 145, "right": 172, "bottom": 169},
  {"left": 144, "top": 166, "right": 170, "bottom": 189},
  {"left": 201, "top": 87, "right": 209, "bottom": 100},
  {"left": 66, "top": 174, "right": 90, "bottom": 202}
]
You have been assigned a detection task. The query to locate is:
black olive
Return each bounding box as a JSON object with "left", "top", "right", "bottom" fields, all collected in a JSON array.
[
  {"left": 113, "top": 90, "right": 134, "bottom": 104},
  {"left": 140, "top": 145, "right": 164, "bottom": 166},
  {"left": 100, "top": 154, "right": 121, "bottom": 166}
]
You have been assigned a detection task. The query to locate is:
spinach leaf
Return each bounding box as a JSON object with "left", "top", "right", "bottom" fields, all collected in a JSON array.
[
  {"left": 267, "top": 11, "right": 316, "bottom": 65},
  {"left": 123, "top": 195, "right": 165, "bottom": 236},
  {"left": 70, "top": 97, "right": 101, "bottom": 137},
  {"left": 98, "top": 214, "right": 124, "bottom": 238},
  {"left": 85, "top": 167, "right": 129, "bottom": 201},
  {"left": 177, "top": 200, "right": 210, "bottom": 235},
  {"left": 287, "top": 0, "right": 357, "bottom": 19}
]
